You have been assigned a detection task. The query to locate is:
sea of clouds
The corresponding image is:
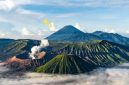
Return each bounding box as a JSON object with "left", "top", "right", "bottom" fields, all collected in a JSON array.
[{"left": 0, "top": 63, "right": 129, "bottom": 85}]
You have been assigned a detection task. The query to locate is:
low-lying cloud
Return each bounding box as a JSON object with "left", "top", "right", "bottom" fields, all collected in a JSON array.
[{"left": 0, "top": 63, "right": 129, "bottom": 85}]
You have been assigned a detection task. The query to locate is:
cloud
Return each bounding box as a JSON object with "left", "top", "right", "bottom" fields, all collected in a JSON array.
[
  {"left": 21, "top": 27, "right": 33, "bottom": 35},
  {"left": 98, "top": 15, "right": 118, "bottom": 20},
  {"left": 42, "top": 18, "right": 57, "bottom": 32},
  {"left": 27, "top": 0, "right": 129, "bottom": 8},
  {"left": 0, "top": 63, "right": 129, "bottom": 85},
  {"left": 56, "top": 13, "right": 78, "bottom": 18},
  {"left": 37, "top": 30, "right": 54, "bottom": 39},
  {"left": 15, "top": 8, "right": 45, "bottom": 17},
  {"left": 75, "top": 23, "right": 81, "bottom": 29},
  {"left": 0, "top": 30, "right": 12, "bottom": 38},
  {"left": 104, "top": 28, "right": 116, "bottom": 33},
  {"left": 48, "top": 22, "right": 57, "bottom": 32},
  {"left": 0, "top": 0, "right": 29, "bottom": 11},
  {"left": 0, "top": 21, "right": 14, "bottom": 29},
  {"left": 0, "top": 33, "right": 5, "bottom": 36},
  {"left": 110, "top": 29, "right": 116, "bottom": 33},
  {"left": 0, "top": 21, "right": 16, "bottom": 37},
  {"left": 0, "top": 0, "right": 15, "bottom": 10},
  {"left": 0, "top": 7, "right": 46, "bottom": 38},
  {"left": 126, "top": 31, "right": 129, "bottom": 34},
  {"left": 70, "top": 0, "right": 129, "bottom": 8}
]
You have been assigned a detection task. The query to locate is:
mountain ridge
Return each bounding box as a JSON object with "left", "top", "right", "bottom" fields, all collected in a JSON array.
[
  {"left": 47, "top": 25, "right": 129, "bottom": 45},
  {"left": 47, "top": 25, "right": 100, "bottom": 42}
]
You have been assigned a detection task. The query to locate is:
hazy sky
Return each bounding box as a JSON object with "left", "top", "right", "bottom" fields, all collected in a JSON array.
[{"left": 0, "top": 0, "right": 129, "bottom": 39}]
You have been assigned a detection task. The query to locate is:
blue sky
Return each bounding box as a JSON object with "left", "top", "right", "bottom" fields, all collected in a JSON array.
[{"left": 0, "top": 0, "right": 129, "bottom": 39}]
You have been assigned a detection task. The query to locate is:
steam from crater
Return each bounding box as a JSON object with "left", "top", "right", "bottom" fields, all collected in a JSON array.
[{"left": 29, "top": 39, "right": 49, "bottom": 59}]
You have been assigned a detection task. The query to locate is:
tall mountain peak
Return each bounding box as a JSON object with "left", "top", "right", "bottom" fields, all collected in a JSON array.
[{"left": 55, "top": 25, "right": 84, "bottom": 34}]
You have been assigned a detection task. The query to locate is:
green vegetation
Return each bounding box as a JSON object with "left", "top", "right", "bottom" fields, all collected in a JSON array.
[{"left": 35, "top": 54, "right": 96, "bottom": 74}]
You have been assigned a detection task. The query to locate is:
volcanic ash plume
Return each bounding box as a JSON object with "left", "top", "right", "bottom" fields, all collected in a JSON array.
[{"left": 29, "top": 39, "right": 49, "bottom": 59}]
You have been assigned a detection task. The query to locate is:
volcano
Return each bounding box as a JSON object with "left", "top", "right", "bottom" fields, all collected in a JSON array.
[
  {"left": 47, "top": 25, "right": 100, "bottom": 42},
  {"left": 35, "top": 54, "right": 97, "bottom": 74}
]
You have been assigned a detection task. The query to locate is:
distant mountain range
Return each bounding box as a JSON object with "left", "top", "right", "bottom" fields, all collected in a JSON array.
[
  {"left": 47, "top": 25, "right": 129, "bottom": 45},
  {"left": 93, "top": 31, "right": 129, "bottom": 45}
]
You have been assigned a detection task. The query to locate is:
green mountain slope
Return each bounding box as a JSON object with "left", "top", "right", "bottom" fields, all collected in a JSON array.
[{"left": 35, "top": 54, "right": 96, "bottom": 74}]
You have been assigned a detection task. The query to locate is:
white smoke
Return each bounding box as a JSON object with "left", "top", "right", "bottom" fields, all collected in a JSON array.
[{"left": 29, "top": 39, "right": 49, "bottom": 59}]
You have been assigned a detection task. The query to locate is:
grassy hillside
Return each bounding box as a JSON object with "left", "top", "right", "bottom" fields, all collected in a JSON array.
[{"left": 35, "top": 54, "right": 96, "bottom": 74}]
